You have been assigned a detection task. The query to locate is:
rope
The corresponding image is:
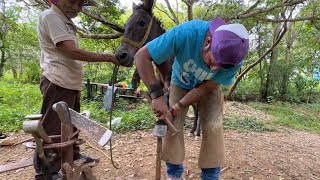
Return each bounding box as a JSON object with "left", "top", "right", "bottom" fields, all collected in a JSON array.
[{"left": 108, "top": 64, "right": 120, "bottom": 169}]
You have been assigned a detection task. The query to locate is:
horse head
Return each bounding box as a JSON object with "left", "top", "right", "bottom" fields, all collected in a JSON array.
[{"left": 115, "top": 0, "right": 164, "bottom": 67}]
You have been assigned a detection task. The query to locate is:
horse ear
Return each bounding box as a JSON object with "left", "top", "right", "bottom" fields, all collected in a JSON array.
[
  {"left": 132, "top": 2, "right": 139, "bottom": 11},
  {"left": 143, "top": 0, "right": 154, "bottom": 14}
]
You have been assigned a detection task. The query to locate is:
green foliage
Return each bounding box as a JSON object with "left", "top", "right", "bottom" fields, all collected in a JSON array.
[
  {"left": 21, "top": 61, "right": 41, "bottom": 84},
  {"left": 1, "top": 4, "right": 40, "bottom": 80},
  {"left": 81, "top": 98, "right": 154, "bottom": 133},
  {"left": 0, "top": 81, "right": 42, "bottom": 132},
  {"left": 224, "top": 116, "right": 275, "bottom": 132},
  {"left": 194, "top": 1, "right": 244, "bottom": 21},
  {"left": 248, "top": 102, "right": 320, "bottom": 133},
  {"left": 291, "top": 74, "right": 320, "bottom": 103},
  {"left": 114, "top": 103, "right": 154, "bottom": 132},
  {"left": 231, "top": 71, "right": 262, "bottom": 101}
]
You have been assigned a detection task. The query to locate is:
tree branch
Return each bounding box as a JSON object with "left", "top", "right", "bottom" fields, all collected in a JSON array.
[
  {"left": 232, "top": 0, "right": 306, "bottom": 19},
  {"left": 78, "top": 31, "right": 123, "bottom": 39},
  {"left": 227, "top": 20, "right": 288, "bottom": 99},
  {"left": 32, "top": 0, "right": 125, "bottom": 32},
  {"left": 81, "top": 8, "right": 124, "bottom": 33},
  {"left": 256, "top": 16, "right": 320, "bottom": 22},
  {"left": 76, "top": 26, "right": 122, "bottom": 39},
  {"left": 163, "top": 0, "right": 179, "bottom": 24},
  {"left": 154, "top": 5, "right": 176, "bottom": 24},
  {"left": 239, "top": 0, "right": 261, "bottom": 16}
]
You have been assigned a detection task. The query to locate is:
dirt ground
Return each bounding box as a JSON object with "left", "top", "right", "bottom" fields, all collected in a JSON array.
[{"left": 0, "top": 102, "right": 319, "bottom": 180}]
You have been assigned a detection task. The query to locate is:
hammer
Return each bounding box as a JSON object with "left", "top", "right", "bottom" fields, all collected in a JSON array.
[{"left": 153, "top": 113, "right": 179, "bottom": 180}]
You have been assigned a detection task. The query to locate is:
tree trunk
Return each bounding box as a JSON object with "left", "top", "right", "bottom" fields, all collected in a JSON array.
[
  {"left": 11, "top": 65, "right": 17, "bottom": 79},
  {"left": 263, "top": 23, "right": 281, "bottom": 100},
  {"left": 187, "top": 4, "right": 193, "bottom": 21},
  {"left": 0, "top": 49, "right": 5, "bottom": 77},
  {"left": 182, "top": 0, "right": 195, "bottom": 21},
  {"left": 280, "top": 21, "right": 293, "bottom": 100},
  {"left": 0, "top": 0, "right": 6, "bottom": 78},
  {"left": 18, "top": 50, "right": 23, "bottom": 77},
  {"left": 257, "top": 23, "right": 264, "bottom": 98}
]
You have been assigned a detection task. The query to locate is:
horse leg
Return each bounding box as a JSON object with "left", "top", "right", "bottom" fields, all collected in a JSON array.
[
  {"left": 195, "top": 115, "right": 201, "bottom": 141},
  {"left": 188, "top": 117, "right": 197, "bottom": 137},
  {"left": 188, "top": 103, "right": 198, "bottom": 137},
  {"left": 193, "top": 104, "right": 201, "bottom": 141}
]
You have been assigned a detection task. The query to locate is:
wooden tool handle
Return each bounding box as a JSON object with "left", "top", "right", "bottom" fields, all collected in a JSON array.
[
  {"left": 155, "top": 137, "right": 162, "bottom": 180},
  {"left": 164, "top": 114, "right": 179, "bottom": 136}
]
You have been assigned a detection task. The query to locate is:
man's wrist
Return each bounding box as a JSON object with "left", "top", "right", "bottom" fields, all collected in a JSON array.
[
  {"left": 149, "top": 84, "right": 164, "bottom": 99},
  {"left": 150, "top": 89, "right": 165, "bottom": 99}
]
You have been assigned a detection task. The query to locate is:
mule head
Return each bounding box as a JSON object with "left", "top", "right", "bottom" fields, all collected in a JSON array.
[{"left": 115, "top": 0, "right": 155, "bottom": 67}]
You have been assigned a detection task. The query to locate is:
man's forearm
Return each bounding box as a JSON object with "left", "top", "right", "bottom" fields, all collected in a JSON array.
[
  {"left": 135, "top": 46, "right": 160, "bottom": 90},
  {"left": 56, "top": 40, "right": 116, "bottom": 63},
  {"left": 179, "top": 80, "right": 219, "bottom": 107},
  {"left": 66, "top": 48, "right": 116, "bottom": 63}
]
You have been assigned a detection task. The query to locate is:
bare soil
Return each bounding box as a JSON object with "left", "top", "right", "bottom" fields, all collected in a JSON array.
[{"left": 0, "top": 102, "right": 319, "bottom": 180}]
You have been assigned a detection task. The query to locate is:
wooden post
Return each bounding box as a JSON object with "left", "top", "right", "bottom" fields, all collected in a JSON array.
[
  {"left": 53, "top": 102, "right": 74, "bottom": 180},
  {"left": 86, "top": 79, "right": 92, "bottom": 101}
]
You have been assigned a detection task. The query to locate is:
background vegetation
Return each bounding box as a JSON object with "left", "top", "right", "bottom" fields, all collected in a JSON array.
[{"left": 0, "top": 0, "right": 319, "bottom": 133}]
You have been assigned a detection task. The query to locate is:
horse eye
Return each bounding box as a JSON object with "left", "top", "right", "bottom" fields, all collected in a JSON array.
[{"left": 138, "top": 21, "right": 146, "bottom": 27}]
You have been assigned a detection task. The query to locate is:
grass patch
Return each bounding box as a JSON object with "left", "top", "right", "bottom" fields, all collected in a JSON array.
[
  {"left": 0, "top": 80, "right": 154, "bottom": 133},
  {"left": 224, "top": 116, "right": 275, "bottom": 132},
  {"left": 247, "top": 102, "right": 320, "bottom": 133},
  {"left": 1, "top": 80, "right": 318, "bottom": 134},
  {"left": 0, "top": 81, "right": 42, "bottom": 132},
  {"left": 81, "top": 98, "right": 154, "bottom": 133}
]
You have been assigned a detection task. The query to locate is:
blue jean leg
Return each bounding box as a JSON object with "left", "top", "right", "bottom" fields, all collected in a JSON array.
[
  {"left": 166, "top": 163, "right": 184, "bottom": 179},
  {"left": 201, "top": 167, "right": 221, "bottom": 180}
]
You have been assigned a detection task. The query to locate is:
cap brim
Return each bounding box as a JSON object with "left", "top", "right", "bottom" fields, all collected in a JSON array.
[
  {"left": 209, "top": 18, "right": 225, "bottom": 34},
  {"left": 84, "top": 0, "right": 98, "bottom": 6},
  {"left": 48, "top": 0, "right": 97, "bottom": 6}
]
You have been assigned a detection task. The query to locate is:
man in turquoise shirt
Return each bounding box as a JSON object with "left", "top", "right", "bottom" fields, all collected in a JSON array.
[{"left": 135, "top": 18, "right": 249, "bottom": 180}]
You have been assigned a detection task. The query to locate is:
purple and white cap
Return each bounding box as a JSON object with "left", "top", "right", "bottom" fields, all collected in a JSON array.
[{"left": 209, "top": 18, "right": 249, "bottom": 67}]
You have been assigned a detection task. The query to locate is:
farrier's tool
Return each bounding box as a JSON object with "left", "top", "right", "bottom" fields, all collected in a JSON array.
[
  {"left": 23, "top": 120, "right": 54, "bottom": 180},
  {"left": 153, "top": 112, "right": 179, "bottom": 180},
  {"left": 53, "top": 102, "right": 112, "bottom": 147}
]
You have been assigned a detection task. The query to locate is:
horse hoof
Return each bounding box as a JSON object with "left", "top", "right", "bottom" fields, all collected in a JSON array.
[
  {"left": 187, "top": 133, "right": 195, "bottom": 137},
  {"left": 195, "top": 136, "right": 200, "bottom": 141}
]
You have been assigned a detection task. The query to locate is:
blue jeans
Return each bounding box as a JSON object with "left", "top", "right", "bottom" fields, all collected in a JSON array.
[{"left": 166, "top": 163, "right": 221, "bottom": 180}]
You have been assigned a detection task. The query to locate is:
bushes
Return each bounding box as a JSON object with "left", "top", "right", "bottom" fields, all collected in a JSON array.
[
  {"left": 22, "top": 61, "right": 40, "bottom": 84},
  {"left": 80, "top": 97, "right": 154, "bottom": 133},
  {"left": 0, "top": 81, "right": 42, "bottom": 132}
]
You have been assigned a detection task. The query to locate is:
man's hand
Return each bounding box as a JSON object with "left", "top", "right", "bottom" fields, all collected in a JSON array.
[
  {"left": 151, "top": 96, "right": 170, "bottom": 119},
  {"left": 103, "top": 54, "right": 119, "bottom": 65}
]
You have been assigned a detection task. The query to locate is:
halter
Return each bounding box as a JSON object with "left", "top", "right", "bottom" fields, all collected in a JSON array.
[{"left": 121, "top": 14, "right": 154, "bottom": 49}]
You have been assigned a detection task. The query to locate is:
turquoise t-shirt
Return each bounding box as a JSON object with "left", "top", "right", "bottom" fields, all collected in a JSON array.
[{"left": 146, "top": 20, "right": 243, "bottom": 90}]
